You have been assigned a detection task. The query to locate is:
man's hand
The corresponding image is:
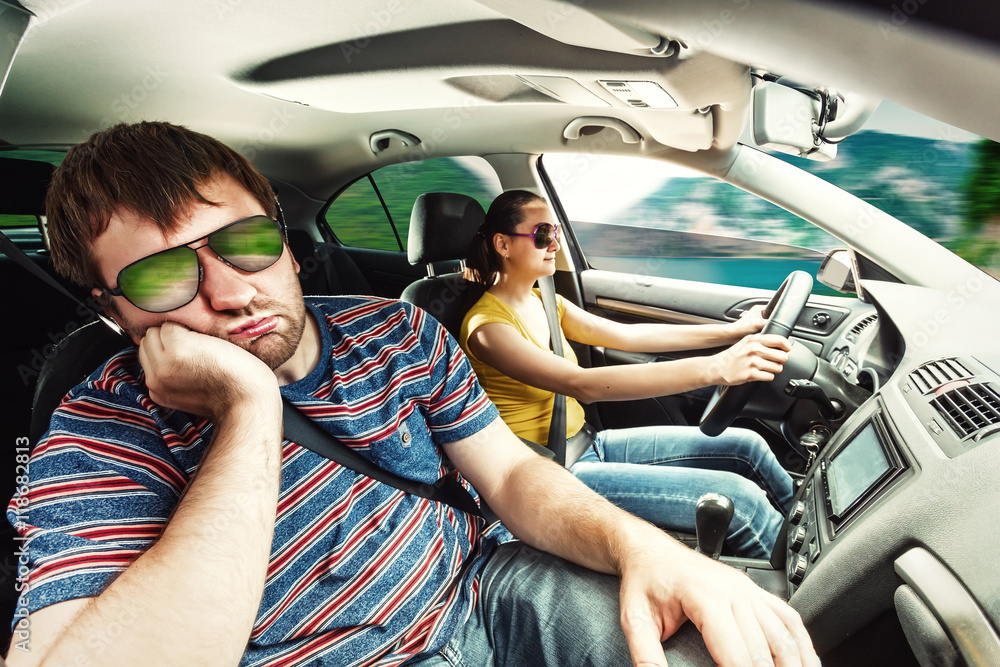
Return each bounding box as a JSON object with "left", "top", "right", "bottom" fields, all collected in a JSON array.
[
  {"left": 618, "top": 541, "right": 819, "bottom": 667},
  {"left": 708, "top": 334, "right": 791, "bottom": 386},
  {"left": 138, "top": 321, "right": 278, "bottom": 420}
]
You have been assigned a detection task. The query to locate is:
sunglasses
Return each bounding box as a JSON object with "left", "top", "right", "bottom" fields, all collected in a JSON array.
[
  {"left": 103, "top": 215, "right": 285, "bottom": 313},
  {"left": 509, "top": 222, "right": 561, "bottom": 249}
]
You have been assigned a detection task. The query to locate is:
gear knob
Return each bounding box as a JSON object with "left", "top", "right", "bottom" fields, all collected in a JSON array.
[{"left": 695, "top": 493, "right": 734, "bottom": 560}]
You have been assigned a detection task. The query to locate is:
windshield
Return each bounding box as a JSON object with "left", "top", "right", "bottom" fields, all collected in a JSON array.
[{"left": 544, "top": 102, "right": 1000, "bottom": 291}]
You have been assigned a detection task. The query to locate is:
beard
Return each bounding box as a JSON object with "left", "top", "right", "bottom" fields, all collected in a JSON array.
[{"left": 225, "top": 293, "right": 308, "bottom": 371}]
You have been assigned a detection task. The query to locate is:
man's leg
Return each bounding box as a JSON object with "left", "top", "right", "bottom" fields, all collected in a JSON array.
[{"left": 477, "top": 541, "right": 713, "bottom": 667}]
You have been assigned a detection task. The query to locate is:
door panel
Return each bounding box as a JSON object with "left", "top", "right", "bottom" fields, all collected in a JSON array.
[{"left": 576, "top": 268, "right": 865, "bottom": 433}]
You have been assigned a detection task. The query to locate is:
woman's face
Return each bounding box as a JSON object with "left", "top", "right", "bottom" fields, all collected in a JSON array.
[{"left": 500, "top": 201, "right": 560, "bottom": 278}]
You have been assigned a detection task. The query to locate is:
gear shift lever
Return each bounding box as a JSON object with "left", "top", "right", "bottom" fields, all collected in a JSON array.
[{"left": 695, "top": 493, "right": 734, "bottom": 560}]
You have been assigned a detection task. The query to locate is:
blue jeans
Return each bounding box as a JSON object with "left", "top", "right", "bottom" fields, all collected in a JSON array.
[
  {"left": 406, "top": 541, "right": 713, "bottom": 667},
  {"left": 570, "top": 425, "right": 793, "bottom": 559}
]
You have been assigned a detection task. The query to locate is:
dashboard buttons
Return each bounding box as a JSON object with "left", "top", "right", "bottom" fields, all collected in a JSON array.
[
  {"left": 789, "top": 526, "right": 808, "bottom": 552},
  {"left": 788, "top": 555, "right": 808, "bottom": 585},
  {"left": 812, "top": 312, "right": 831, "bottom": 328},
  {"left": 809, "top": 538, "right": 821, "bottom": 562},
  {"left": 789, "top": 501, "right": 806, "bottom": 525}
]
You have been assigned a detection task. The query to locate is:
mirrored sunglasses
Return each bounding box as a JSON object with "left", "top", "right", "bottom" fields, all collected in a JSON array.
[
  {"left": 510, "top": 222, "right": 560, "bottom": 249},
  {"left": 103, "top": 215, "right": 285, "bottom": 313}
]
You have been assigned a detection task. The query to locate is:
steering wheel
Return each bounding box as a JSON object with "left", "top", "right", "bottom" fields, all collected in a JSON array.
[{"left": 699, "top": 270, "right": 814, "bottom": 436}]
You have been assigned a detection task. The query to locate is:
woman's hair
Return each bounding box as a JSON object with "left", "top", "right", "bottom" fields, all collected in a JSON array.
[{"left": 466, "top": 189, "right": 546, "bottom": 287}]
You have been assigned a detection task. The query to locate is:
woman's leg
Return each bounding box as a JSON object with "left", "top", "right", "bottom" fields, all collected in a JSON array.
[
  {"left": 590, "top": 425, "right": 794, "bottom": 511},
  {"left": 569, "top": 426, "right": 793, "bottom": 558}
]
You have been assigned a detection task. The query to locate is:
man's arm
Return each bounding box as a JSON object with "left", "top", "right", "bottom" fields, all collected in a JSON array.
[
  {"left": 7, "top": 323, "right": 283, "bottom": 667},
  {"left": 443, "top": 418, "right": 819, "bottom": 667}
]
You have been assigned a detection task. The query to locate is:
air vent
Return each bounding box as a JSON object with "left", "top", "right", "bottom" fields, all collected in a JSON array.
[
  {"left": 931, "top": 383, "right": 1000, "bottom": 439},
  {"left": 849, "top": 314, "right": 878, "bottom": 336},
  {"left": 908, "top": 358, "right": 973, "bottom": 394}
]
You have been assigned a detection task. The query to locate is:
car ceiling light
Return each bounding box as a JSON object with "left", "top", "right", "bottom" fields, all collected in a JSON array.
[{"left": 598, "top": 80, "right": 678, "bottom": 109}]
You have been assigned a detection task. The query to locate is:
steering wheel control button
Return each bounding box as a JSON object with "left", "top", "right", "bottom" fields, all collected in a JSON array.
[{"left": 788, "top": 555, "right": 808, "bottom": 585}]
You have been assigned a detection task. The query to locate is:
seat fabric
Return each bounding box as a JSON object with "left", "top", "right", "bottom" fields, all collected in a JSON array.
[{"left": 400, "top": 193, "right": 487, "bottom": 340}]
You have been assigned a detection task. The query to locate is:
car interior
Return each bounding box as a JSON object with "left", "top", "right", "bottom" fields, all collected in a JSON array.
[{"left": 2, "top": 0, "right": 1000, "bottom": 664}]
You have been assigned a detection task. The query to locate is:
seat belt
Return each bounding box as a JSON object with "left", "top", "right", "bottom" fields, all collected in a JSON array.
[
  {"left": 1, "top": 229, "right": 483, "bottom": 519},
  {"left": 0, "top": 230, "right": 127, "bottom": 338},
  {"left": 537, "top": 274, "right": 568, "bottom": 466},
  {"left": 282, "top": 400, "right": 482, "bottom": 517}
]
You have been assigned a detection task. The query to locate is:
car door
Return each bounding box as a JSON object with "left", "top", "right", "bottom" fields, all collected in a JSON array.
[{"left": 539, "top": 152, "right": 872, "bottom": 456}]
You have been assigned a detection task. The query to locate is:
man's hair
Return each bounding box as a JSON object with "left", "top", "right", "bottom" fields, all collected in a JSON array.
[{"left": 46, "top": 121, "right": 277, "bottom": 287}]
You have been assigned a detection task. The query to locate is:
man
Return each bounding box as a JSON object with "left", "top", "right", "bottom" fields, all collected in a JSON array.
[{"left": 6, "top": 121, "right": 818, "bottom": 666}]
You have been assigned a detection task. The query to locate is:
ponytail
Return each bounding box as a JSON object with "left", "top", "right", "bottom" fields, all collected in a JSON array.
[{"left": 465, "top": 190, "right": 546, "bottom": 287}]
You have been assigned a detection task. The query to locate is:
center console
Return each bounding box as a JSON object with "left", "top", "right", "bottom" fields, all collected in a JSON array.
[{"left": 784, "top": 398, "right": 910, "bottom": 593}]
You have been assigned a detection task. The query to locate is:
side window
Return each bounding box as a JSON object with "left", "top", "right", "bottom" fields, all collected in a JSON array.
[
  {"left": 542, "top": 153, "right": 840, "bottom": 293},
  {"left": 0, "top": 214, "right": 37, "bottom": 229},
  {"left": 0, "top": 150, "right": 66, "bottom": 233},
  {"left": 323, "top": 157, "right": 502, "bottom": 251}
]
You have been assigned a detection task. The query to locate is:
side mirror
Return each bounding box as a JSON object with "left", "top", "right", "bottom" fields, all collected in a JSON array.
[{"left": 817, "top": 248, "right": 857, "bottom": 294}]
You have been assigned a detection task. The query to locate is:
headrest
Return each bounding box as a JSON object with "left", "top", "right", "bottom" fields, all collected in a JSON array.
[
  {"left": 0, "top": 157, "right": 56, "bottom": 216},
  {"left": 407, "top": 192, "right": 485, "bottom": 265}
]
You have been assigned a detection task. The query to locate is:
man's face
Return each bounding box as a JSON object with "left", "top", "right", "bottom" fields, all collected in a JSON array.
[{"left": 91, "top": 172, "right": 314, "bottom": 379}]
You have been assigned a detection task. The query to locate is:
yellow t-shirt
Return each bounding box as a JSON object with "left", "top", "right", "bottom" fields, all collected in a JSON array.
[{"left": 459, "top": 290, "right": 587, "bottom": 445}]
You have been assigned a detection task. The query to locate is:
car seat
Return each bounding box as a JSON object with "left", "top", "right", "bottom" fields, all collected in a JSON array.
[
  {"left": 399, "top": 193, "right": 487, "bottom": 340},
  {"left": 285, "top": 228, "right": 373, "bottom": 297}
]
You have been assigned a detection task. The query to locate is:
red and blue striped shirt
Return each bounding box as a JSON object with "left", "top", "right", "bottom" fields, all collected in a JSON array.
[{"left": 8, "top": 297, "right": 506, "bottom": 665}]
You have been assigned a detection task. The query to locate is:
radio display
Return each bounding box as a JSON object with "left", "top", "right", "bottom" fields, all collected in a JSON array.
[{"left": 822, "top": 415, "right": 906, "bottom": 527}]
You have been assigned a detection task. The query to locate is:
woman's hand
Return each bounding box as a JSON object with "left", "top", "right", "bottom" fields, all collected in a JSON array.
[
  {"left": 707, "top": 333, "right": 791, "bottom": 386},
  {"left": 727, "top": 304, "right": 769, "bottom": 339}
]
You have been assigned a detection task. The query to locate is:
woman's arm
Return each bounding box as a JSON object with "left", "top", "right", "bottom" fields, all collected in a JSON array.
[
  {"left": 560, "top": 300, "right": 766, "bottom": 353},
  {"left": 466, "top": 320, "right": 789, "bottom": 404}
]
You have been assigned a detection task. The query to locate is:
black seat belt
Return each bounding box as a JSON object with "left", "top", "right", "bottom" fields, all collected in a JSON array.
[
  {"left": 537, "top": 274, "right": 568, "bottom": 466},
  {"left": 281, "top": 401, "right": 482, "bottom": 517},
  {"left": 0, "top": 230, "right": 127, "bottom": 337},
  {"left": 1, "top": 229, "right": 483, "bottom": 519}
]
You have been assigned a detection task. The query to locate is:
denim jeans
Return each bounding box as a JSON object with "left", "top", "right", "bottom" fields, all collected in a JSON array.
[
  {"left": 570, "top": 425, "right": 794, "bottom": 559},
  {"left": 406, "top": 541, "right": 713, "bottom": 667}
]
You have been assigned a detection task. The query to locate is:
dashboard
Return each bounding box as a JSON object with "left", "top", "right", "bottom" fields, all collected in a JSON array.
[{"left": 775, "top": 280, "right": 1000, "bottom": 663}]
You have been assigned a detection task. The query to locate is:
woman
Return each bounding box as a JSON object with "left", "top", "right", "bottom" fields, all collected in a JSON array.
[{"left": 459, "top": 190, "right": 796, "bottom": 558}]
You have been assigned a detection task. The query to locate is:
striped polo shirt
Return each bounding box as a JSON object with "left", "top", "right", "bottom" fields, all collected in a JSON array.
[{"left": 8, "top": 297, "right": 507, "bottom": 665}]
